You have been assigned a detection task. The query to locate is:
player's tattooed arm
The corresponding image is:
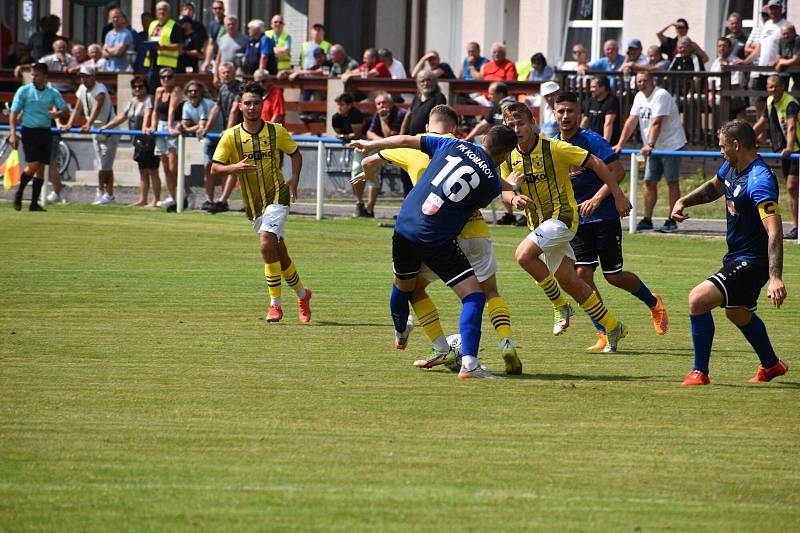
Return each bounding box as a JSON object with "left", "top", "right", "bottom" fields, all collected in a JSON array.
[
  {"left": 671, "top": 177, "right": 724, "bottom": 221},
  {"left": 763, "top": 214, "right": 787, "bottom": 307}
]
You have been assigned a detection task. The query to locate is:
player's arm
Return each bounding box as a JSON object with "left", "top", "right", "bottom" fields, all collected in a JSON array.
[
  {"left": 612, "top": 113, "right": 638, "bottom": 153},
  {"left": 579, "top": 159, "right": 625, "bottom": 216},
  {"left": 583, "top": 154, "right": 630, "bottom": 217},
  {"left": 211, "top": 158, "right": 257, "bottom": 177},
  {"left": 7, "top": 102, "right": 19, "bottom": 148},
  {"left": 352, "top": 153, "right": 386, "bottom": 184},
  {"left": 762, "top": 206, "right": 787, "bottom": 308},
  {"left": 349, "top": 135, "right": 420, "bottom": 153},
  {"left": 671, "top": 176, "right": 724, "bottom": 221}
]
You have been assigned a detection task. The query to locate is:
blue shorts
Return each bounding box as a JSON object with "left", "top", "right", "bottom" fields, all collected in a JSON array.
[{"left": 644, "top": 154, "right": 681, "bottom": 183}]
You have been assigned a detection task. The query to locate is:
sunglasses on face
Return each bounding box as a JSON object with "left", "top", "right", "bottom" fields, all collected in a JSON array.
[
  {"left": 160, "top": 75, "right": 173, "bottom": 79},
  {"left": 132, "top": 84, "right": 145, "bottom": 89}
]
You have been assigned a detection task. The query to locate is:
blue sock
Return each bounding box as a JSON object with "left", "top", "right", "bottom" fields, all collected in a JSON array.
[
  {"left": 390, "top": 285, "right": 412, "bottom": 332},
  {"left": 459, "top": 292, "right": 486, "bottom": 357},
  {"left": 591, "top": 318, "right": 605, "bottom": 334},
  {"left": 634, "top": 281, "right": 658, "bottom": 308},
  {"left": 690, "top": 312, "right": 715, "bottom": 375},
  {"left": 737, "top": 314, "right": 779, "bottom": 369}
]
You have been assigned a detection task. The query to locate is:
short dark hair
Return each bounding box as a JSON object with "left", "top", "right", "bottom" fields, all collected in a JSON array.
[
  {"left": 719, "top": 119, "right": 756, "bottom": 149},
  {"left": 377, "top": 48, "right": 392, "bottom": 59},
  {"left": 429, "top": 104, "right": 459, "bottom": 128},
  {"left": 484, "top": 125, "right": 518, "bottom": 157},
  {"left": 335, "top": 92, "right": 355, "bottom": 105},
  {"left": 241, "top": 80, "right": 265, "bottom": 99},
  {"left": 130, "top": 75, "right": 147, "bottom": 88},
  {"left": 312, "top": 23, "right": 325, "bottom": 30},
  {"left": 554, "top": 91, "right": 578, "bottom": 104},
  {"left": 677, "top": 18, "right": 689, "bottom": 29},
  {"left": 490, "top": 82, "right": 508, "bottom": 96},
  {"left": 592, "top": 75, "right": 611, "bottom": 91},
  {"left": 531, "top": 52, "right": 547, "bottom": 67},
  {"left": 32, "top": 62, "right": 48, "bottom": 75},
  {"left": 502, "top": 101, "right": 533, "bottom": 122},
  {"left": 717, "top": 36, "right": 732, "bottom": 46}
]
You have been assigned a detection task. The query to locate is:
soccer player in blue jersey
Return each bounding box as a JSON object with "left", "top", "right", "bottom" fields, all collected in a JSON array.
[
  {"left": 554, "top": 91, "right": 669, "bottom": 352},
  {"left": 671, "top": 119, "right": 788, "bottom": 386},
  {"left": 351, "top": 125, "right": 521, "bottom": 380}
]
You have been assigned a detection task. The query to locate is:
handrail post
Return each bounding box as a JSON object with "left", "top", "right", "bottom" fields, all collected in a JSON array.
[
  {"left": 316, "top": 140, "right": 324, "bottom": 220},
  {"left": 629, "top": 152, "right": 639, "bottom": 234},
  {"left": 176, "top": 133, "right": 185, "bottom": 213}
]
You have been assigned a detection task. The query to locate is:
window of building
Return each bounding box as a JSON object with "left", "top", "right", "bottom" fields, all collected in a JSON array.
[
  {"left": 563, "top": 0, "right": 624, "bottom": 62},
  {"left": 71, "top": 1, "right": 131, "bottom": 48}
]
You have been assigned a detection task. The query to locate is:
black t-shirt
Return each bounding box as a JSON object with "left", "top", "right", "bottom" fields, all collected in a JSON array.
[
  {"left": 177, "top": 29, "right": 206, "bottom": 73},
  {"left": 406, "top": 91, "right": 447, "bottom": 135},
  {"left": 368, "top": 106, "right": 406, "bottom": 136},
  {"left": 582, "top": 94, "right": 621, "bottom": 146},
  {"left": 332, "top": 107, "right": 367, "bottom": 136},
  {"left": 668, "top": 54, "right": 704, "bottom": 72},
  {"left": 436, "top": 62, "right": 456, "bottom": 80},
  {"left": 483, "top": 96, "right": 515, "bottom": 125},
  {"left": 765, "top": 98, "right": 800, "bottom": 151},
  {"left": 661, "top": 36, "right": 678, "bottom": 59}
]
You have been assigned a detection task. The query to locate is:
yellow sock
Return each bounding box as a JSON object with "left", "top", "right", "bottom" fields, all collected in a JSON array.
[
  {"left": 487, "top": 296, "right": 513, "bottom": 340},
  {"left": 264, "top": 261, "right": 282, "bottom": 302},
  {"left": 281, "top": 261, "right": 306, "bottom": 297},
  {"left": 411, "top": 296, "right": 445, "bottom": 343},
  {"left": 536, "top": 273, "right": 567, "bottom": 308},
  {"left": 580, "top": 291, "right": 619, "bottom": 332}
]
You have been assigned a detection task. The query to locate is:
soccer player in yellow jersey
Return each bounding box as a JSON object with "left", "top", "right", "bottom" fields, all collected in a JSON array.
[
  {"left": 210, "top": 81, "right": 313, "bottom": 323},
  {"left": 501, "top": 101, "right": 632, "bottom": 351},
  {"left": 354, "top": 105, "right": 522, "bottom": 374}
]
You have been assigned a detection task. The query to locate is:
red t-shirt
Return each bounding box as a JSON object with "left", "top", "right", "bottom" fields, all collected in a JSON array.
[
  {"left": 260, "top": 85, "right": 286, "bottom": 122},
  {"left": 480, "top": 59, "right": 517, "bottom": 81},
  {"left": 359, "top": 61, "right": 391, "bottom": 78}
]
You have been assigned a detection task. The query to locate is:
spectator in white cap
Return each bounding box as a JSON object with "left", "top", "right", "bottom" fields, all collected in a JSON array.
[
  {"left": 540, "top": 80, "right": 560, "bottom": 138},
  {"left": 63, "top": 64, "right": 119, "bottom": 204}
]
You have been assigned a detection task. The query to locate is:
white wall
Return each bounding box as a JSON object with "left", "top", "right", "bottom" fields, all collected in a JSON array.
[
  {"left": 424, "top": 0, "right": 462, "bottom": 67},
  {"left": 376, "top": 0, "right": 408, "bottom": 65}
]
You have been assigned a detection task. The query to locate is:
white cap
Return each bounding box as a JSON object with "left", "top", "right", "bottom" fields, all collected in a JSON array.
[
  {"left": 541, "top": 80, "right": 560, "bottom": 97},
  {"left": 79, "top": 64, "right": 96, "bottom": 76}
]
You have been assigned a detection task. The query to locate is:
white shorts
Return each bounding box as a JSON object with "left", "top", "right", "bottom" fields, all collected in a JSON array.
[
  {"left": 252, "top": 204, "right": 289, "bottom": 239},
  {"left": 93, "top": 133, "right": 119, "bottom": 171},
  {"left": 154, "top": 120, "right": 178, "bottom": 156},
  {"left": 419, "top": 237, "right": 497, "bottom": 283},
  {"left": 526, "top": 218, "right": 576, "bottom": 273}
]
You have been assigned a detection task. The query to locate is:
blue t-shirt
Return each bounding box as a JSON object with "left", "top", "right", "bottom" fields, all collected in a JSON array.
[
  {"left": 395, "top": 136, "right": 502, "bottom": 246},
  {"left": 182, "top": 97, "right": 223, "bottom": 132},
  {"left": 11, "top": 83, "right": 68, "bottom": 129},
  {"left": 104, "top": 28, "right": 134, "bottom": 72},
  {"left": 588, "top": 54, "right": 625, "bottom": 72},
  {"left": 556, "top": 128, "right": 619, "bottom": 224},
  {"left": 716, "top": 158, "right": 779, "bottom": 267},
  {"left": 460, "top": 56, "right": 490, "bottom": 80}
]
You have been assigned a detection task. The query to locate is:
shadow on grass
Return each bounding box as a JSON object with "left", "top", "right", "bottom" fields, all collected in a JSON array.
[{"left": 509, "top": 373, "right": 663, "bottom": 382}]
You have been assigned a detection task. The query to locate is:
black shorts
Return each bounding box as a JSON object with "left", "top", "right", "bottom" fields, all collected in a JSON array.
[
  {"left": 21, "top": 127, "right": 52, "bottom": 164},
  {"left": 571, "top": 219, "right": 623, "bottom": 274},
  {"left": 392, "top": 232, "right": 474, "bottom": 287},
  {"left": 708, "top": 259, "right": 769, "bottom": 311},
  {"left": 781, "top": 158, "right": 799, "bottom": 178}
]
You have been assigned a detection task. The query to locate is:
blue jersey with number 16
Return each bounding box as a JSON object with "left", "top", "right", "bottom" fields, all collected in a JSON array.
[{"left": 395, "top": 135, "right": 503, "bottom": 246}]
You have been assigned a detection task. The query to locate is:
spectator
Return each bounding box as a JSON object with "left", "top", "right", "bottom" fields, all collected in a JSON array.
[
  {"left": 481, "top": 42, "right": 517, "bottom": 81},
  {"left": 203, "top": 62, "right": 242, "bottom": 213},
  {"left": 341, "top": 47, "right": 391, "bottom": 83},
  {"left": 215, "top": 15, "right": 247, "bottom": 78},
  {"left": 100, "top": 76, "right": 160, "bottom": 207},
  {"left": 377, "top": 48, "right": 407, "bottom": 79},
  {"left": 400, "top": 71, "right": 447, "bottom": 135},
  {"left": 142, "top": 67, "right": 184, "bottom": 211},
  {"left": 29, "top": 37, "right": 79, "bottom": 93},
  {"left": 753, "top": 74, "right": 799, "bottom": 239},
  {"left": 103, "top": 8, "right": 134, "bottom": 72},
  {"left": 329, "top": 44, "right": 359, "bottom": 77},
  {"left": 565, "top": 43, "right": 590, "bottom": 88},
  {"left": 144, "top": 2, "right": 184, "bottom": 94},
  {"left": 330, "top": 92, "right": 370, "bottom": 216},
  {"left": 668, "top": 36, "right": 705, "bottom": 72},
  {"left": 744, "top": 7, "right": 772, "bottom": 61},
  {"left": 180, "top": 2, "right": 209, "bottom": 47},
  {"left": 709, "top": 37, "right": 746, "bottom": 118},
  {"left": 580, "top": 75, "right": 620, "bottom": 145},
  {"left": 744, "top": 0, "right": 788, "bottom": 119},
  {"left": 620, "top": 39, "right": 648, "bottom": 77},
  {"left": 774, "top": 24, "right": 800, "bottom": 89},
  {"left": 254, "top": 70, "right": 286, "bottom": 123},
  {"left": 539, "top": 80, "right": 560, "bottom": 138},
  {"left": 458, "top": 41, "right": 489, "bottom": 80},
  {"left": 367, "top": 92, "right": 411, "bottom": 195},
  {"left": 528, "top": 53, "right": 554, "bottom": 81},
  {"left": 63, "top": 65, "right": 118, "bottom": 205},
  {"left": 300, "top": 23, "right": 331, "bottom": 70},
  {"left": 725, "top": 12, "right": 749, "bottom": 59},
  {"left": 135, "top": 12, "right": 153, "bottom": 73},
  {"left": 71, "top": 43, "right": 89, "bottom": 65},
  {"left": 203, "top": 0, "right": 226, "bottom": 73},
  {"left": 177, "top": 15, "right": 207, "bottom": 73},
  {"left": 410, "top": 50, "right": 455, "bottom": 79},
  {"left": 577, "top": 39, "right": 624, "bottom": 77},
  {"left": 464, "top": 81, "right": 516, "bottom": 141},
  {"left": 86, "top": 44, "right": 107, "bottom": 71},
  {"left": 243, "top": 19, "right": 270, "bottom": 75},
  {"left": 657, "top": 18, "right": 709, "bottom": 63},
  {"left": 266, "top": 14, "right": 292, "bottom": 73},
  {"left": 643, "top": 45, "right": 670, "bottom": 72},
  {"left": 28, "top": 15, "right": 61, "bottom": 61},
  {"left": 100, "top": 4, "right": 116, "bottom": 44},
  {"left": 568, "top": 43, "right": 589, "bottom": 70},
  {"left": 4, "top": 42, "right": 32, "bottom": 69},
  {"left": 180, "top": 80, "right": 223, "bottom": 211},
  {"left": 614, "top": 71, "right": 687, "bottom": 233}
]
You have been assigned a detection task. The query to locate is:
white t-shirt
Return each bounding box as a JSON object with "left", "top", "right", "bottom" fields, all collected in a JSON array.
[
  {"left": 76, "top": 81, "right": 115, "bottom": 127},
  {"left": 630, "top": 87, "right": 686, "bottom": 151},
  {"left": 755, "top": 18, "right": 788, "bottom": 77},
  {"left": 710, "top": 54, "right": 743, "bottom": 88},
  {"left": 387, "top": 59, "right": 407, "bottom": 79}
]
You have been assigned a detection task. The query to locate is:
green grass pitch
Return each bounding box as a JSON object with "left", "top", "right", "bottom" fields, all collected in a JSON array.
[{"left": 1, "top": 203, "right": 799, "bottom": 531}]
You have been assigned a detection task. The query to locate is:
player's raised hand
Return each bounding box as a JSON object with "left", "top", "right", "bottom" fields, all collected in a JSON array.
[
  {"left": 767, "top": 277, "right": 787, "bottom": 308},
  {"left": 348, "top": 140, "right": 370, "bottom": 153},
  {"left": 670, "top": 200, "right": 689, "bottom": 222},
  {"left": 505, "top": 170, "right": 524, "bottom": 189},
  {"left": 511, "top": 194, "right": 532, "bottom": 209}
]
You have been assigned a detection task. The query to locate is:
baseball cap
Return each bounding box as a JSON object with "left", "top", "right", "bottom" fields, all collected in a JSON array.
[
  {"left": 79, "top": 64, "right": 96, "bottom": 76},
  {"left": 627, "top": 39, "right": 643, "bottom": 49},
  {"left": 767, "top": 0, "right": 782, "bottom": 7},
  {"left": 541, "top": 81, "right": 560, "bottom": 97}
]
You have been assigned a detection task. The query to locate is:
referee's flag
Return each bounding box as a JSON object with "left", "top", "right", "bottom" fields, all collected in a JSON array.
[{"left": 1, "top": 149, "right": 20, "bottom": 191}]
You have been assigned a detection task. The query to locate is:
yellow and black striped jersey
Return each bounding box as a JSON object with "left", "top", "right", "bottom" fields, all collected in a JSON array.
[
  {"left": 212, "top": 121, "right": 298, "bottom": 220},
  {"left": 378, "top": 134, "right": 491, "bottom": 239},
  {"left": 500, "top": 135, "right": 588, "bottom": 233}
]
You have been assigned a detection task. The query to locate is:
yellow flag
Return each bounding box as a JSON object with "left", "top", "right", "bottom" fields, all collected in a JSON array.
[{"left": 1, "top": 149, "right": 21, "bottom": 191}]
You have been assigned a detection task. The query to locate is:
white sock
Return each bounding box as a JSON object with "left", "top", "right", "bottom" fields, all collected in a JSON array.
[
  {"left": 271, "top": 297, "right": 282, "bottom": 307},
  {"left": 433, "top": 335, "right": 449, "bottom": 352},
  {"left": 499, "top": 337, "right": 514, "bottom": 350},
  {"left": 296, "top": 288, "right": 307, "bottom": 299},
  {"left": 461, "top": 355, "right": 478, "bottom": 371}
]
